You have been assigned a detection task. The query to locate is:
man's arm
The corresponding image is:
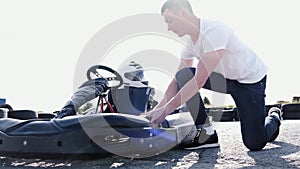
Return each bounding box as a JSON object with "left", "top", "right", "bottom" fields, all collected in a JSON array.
[
  {"left": 164, "top": 50, "right": 224, "bottom": 113},
  {"left": 149, "top": 50, "right": 224, "bottom": 126},
  {"left": 155, "top": 59, "right": 194, "bottom": 109}
]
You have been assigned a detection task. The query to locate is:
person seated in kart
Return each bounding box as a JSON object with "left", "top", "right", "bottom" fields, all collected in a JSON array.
[{"left": 55, "top": 61, "right": 155, "bottom": 118}]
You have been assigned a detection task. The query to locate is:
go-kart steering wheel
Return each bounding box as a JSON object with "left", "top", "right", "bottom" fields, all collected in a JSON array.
[{"left": 87, "top": 65, "right": 123, "bottom": 88}]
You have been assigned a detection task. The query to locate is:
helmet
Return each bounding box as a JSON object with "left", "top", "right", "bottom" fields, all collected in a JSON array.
[{"left": 119, "top": 61, "right": 145, "bottom": 83}]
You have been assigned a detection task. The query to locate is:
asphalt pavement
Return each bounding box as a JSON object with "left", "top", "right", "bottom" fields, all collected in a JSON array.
[{"left": 0, "top": 120, "right": 299, "bottom": 169}]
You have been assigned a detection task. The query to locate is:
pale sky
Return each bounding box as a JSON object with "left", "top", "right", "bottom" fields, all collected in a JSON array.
[{"left": 0, "top": 0, "right": 300, "bottom": 112}]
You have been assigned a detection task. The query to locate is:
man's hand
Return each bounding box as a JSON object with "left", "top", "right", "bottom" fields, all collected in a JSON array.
[{"left": 143, "top": 107, "right": 170, "bottom": 128}]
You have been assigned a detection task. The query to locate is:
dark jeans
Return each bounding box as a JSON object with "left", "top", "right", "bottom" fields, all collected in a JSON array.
[{"left": 175, "top": 67, "right": 281, "bottom": 151}]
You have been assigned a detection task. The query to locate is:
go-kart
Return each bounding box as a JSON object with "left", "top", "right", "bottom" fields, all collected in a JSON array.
[{"left": 0, "top": 65, "right": 195, "bottom": 159}]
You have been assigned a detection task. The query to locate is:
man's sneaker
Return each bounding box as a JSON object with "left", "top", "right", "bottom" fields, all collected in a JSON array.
[
  {"left": 268, "top": 107, "right": 283, "bottom": 120},
  {"left": 268, "top": 107, "right": 282, "bottom": 142},
  {"left": 183, "top": 129, "right": 220, "bottom": 150},
  {"left": 181, "top": 125, "right": 198, "bottom": 144}
]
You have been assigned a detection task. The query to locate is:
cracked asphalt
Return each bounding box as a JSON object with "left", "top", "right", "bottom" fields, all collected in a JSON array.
[{"left": 0, "top": 120, "right": 299, "bottom": 169}]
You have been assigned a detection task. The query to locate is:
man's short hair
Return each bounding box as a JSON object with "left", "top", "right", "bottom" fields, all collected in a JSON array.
[{"left": 161, "top": 0, "right": 194, "bottom": 15}]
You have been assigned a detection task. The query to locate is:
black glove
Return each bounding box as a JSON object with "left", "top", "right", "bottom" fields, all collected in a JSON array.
[{"left": 55, "top": 104, "right": 76, "bottom": 119}]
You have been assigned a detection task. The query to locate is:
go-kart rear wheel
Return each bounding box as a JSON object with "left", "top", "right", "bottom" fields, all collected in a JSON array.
[
  {"left": 8, "top": 110, "right": 38, "bottom": 120},
  {"left": 0, "top": 104, "right": 38, "bottom": 120},
  {"left": 0, "top": 108, "right": 8, "bottom": 118}
]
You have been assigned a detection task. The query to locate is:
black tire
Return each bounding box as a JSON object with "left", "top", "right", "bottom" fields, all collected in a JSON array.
[
  {"left": 265, "top": 104, "right": 282, "bottom": 117},
  {"left": 0, "top": 108, "right": 8, "bottom": 118},
  {"left": 208, "top": 109, "right": 234, "bottom": 122},
  {"left": 282, "top": 111, "right": 300, "bottom": 120},
  {"left": 208, "top": 109, "right": 221, "bottom": 122},
  {"left": 8, "top": 110, "right": 38, "bottom": 120},
  {"left": 221, "top": 110, "right": 234, "bottom": 122},
  {"left": 282, "top": 103, "right": 300, "bottom": 113}
]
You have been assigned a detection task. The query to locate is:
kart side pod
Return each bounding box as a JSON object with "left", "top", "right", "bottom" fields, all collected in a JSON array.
[{"left": 0, "top": 112, "right": 194, "bottom": 158}]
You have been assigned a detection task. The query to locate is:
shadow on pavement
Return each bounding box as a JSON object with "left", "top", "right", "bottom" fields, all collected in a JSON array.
[
  {"left": 0, "top": 148, "right": 220, "bottom": 168},
  {"left": 188, "top": 148, "right": 220, "bottom": 168},
  {"left": 245, "top": 141, "right": 300, "bottom": 168},
  {"left": 108, "top": 148, "right": 220, "bottom": 169}
]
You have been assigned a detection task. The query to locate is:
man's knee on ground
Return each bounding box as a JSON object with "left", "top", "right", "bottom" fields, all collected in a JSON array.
[{"left": 243, "top": 137, "right": 266, "bottom": 151}]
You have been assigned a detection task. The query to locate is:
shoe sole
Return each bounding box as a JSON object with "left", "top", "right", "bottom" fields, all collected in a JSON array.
[{"left": 184, "top": 143, "right": 220, "bottom": 150}]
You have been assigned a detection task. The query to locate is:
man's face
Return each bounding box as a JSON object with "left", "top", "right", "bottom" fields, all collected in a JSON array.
[{"left": 163, "top": 9, "right": 187, "bottom": 37}]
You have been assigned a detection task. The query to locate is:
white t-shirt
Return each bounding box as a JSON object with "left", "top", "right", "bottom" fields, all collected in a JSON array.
[{"left": 181, "top": 19, "right": 268, "bottom": 84}]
